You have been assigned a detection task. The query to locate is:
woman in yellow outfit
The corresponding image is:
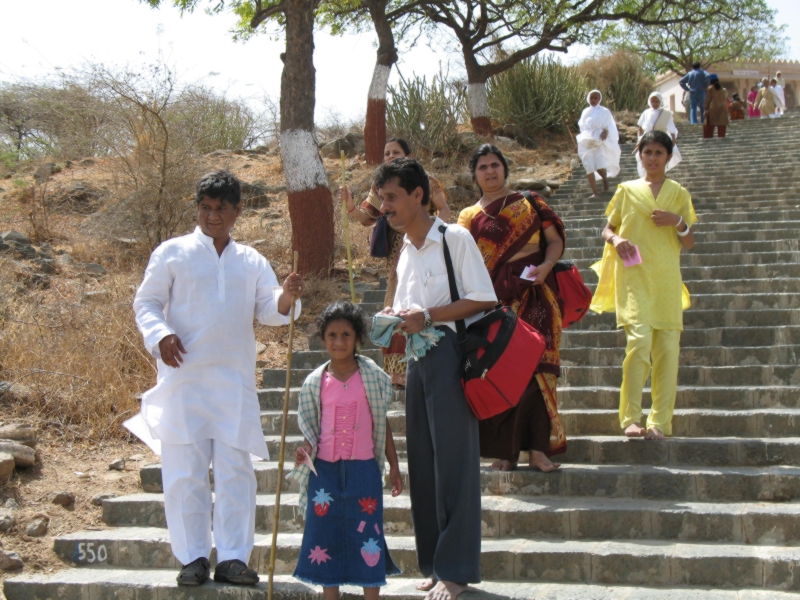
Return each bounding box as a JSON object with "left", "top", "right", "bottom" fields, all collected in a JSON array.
[{"left": 590, "top": 130, "right": 697, "bottom": 440}]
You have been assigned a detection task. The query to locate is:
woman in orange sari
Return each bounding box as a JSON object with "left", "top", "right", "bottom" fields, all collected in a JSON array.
[{"left": 458, "top": 144, "right": 567, "bottom": 472}]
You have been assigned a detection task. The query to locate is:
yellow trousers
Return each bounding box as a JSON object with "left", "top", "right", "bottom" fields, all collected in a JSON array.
[{"left": 619, "top": 323, "right": 680, "bottom": 435}]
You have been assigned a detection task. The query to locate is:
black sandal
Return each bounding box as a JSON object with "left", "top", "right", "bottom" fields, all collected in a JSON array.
[
  {"left": 176, "top": 556, "right": 210, "bottom": 586},
  {"left": 214, "top": 559, "right": 260, "bottom": 585}
]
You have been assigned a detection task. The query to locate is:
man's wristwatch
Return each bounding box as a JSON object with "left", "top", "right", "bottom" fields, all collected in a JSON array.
[{"left": 422, "top": 308, "right": 433, "bottom": 328}]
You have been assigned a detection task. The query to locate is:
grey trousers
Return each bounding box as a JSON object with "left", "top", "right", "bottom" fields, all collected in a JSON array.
[{"left": 405, "top": 327, "right": 482, "bottom": 584}]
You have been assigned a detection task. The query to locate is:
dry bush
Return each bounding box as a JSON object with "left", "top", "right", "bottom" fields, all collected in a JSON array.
[
  {"left": 0, "top": 258, "right": 153, "bottom": 442},
  {"left": 577, "top": 51, "right": 654, "bottom": 113}
]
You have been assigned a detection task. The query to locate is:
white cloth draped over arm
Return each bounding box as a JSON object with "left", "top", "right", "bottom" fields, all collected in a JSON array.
[
  {"left": 133, "top": 250, "right": 175, "bottom": 359},
  {"left": 254, "top": 256, "right": 301, "bottom": 325}
]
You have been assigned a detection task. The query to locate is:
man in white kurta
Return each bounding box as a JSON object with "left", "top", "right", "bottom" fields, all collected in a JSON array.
[{"left": 125, "top": 170, "right": 302, "bottom": 586}]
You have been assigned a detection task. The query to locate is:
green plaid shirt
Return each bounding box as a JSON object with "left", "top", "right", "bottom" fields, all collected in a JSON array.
[{"left": 288, "top": 354, "right": 393, "bottom": 514}]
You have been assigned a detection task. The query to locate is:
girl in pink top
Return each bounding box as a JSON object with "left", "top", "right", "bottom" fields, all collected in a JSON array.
[{"left": 293, "top": 301, "right": 402, "bottom": 598}]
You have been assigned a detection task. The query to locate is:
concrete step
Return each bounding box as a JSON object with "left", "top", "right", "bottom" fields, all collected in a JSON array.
[
  {"left": 27, "top": 530, "right": 800, "bottom": 589},
  {"left": 568, "top": 252, "right": 800, "bottom": 271},
  {"left": 560, "top": 344, "right": 800, "bottom": 366},
  {"left": 94, "top": 494, "right": 800, "bottom": 546},
  {"left": 572, "top": 308, "right": 800, "bottom": 332},
  {"left": 561, "top": 325, "right": 800, "bottom": 349},
  {"left": 560, "top": 210, "right": 800, "bottom": 229},
  {"left": 568, "top": 228, "right": 800, "bottom": 244},
  {"left": 559, "top": 386, "right": 800, "bottom": 411},
  {"left": 11, "top": 571, "right": 797, "bottom": 600},
  {"left": 138, "top": 455, "right": 800, "bottom": 497}
]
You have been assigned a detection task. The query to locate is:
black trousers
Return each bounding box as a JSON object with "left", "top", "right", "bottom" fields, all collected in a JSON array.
[{"left": 405, "top": 327, "right": 481, "bottom": 584}]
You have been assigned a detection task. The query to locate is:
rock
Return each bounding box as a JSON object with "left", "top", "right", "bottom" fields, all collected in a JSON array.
[
  {"left": 456, "top": 131, "right": 481, "bottom": 151},
  {"left": 0, "top": 241, "right": 9, "bottom": 253},
  {"left": 520, "top": 136, "right": 539, "bottom": 149},
  {"left": 510, "top": 179, "right": 547, "bottom": 191},
  {"left": 128, "top": 454, "right": 145, "bottom": 462},
  {"left": 454, "top": 173, "right": 474, "bottom": 190},
  {"left": 48, "top": 181, "right": 106, "bottom": 214},
  {"left": 0, "top": 453, "right": 13, "bottom": 479},
  {"left": 445, "top": 186, "right": 476, "bottom": 205},
  {"left": 91, "top": 493, "right": 117, "bottom": 507},
  {"left": 51, "top": 491, "right": 75, "bottom": 507},
  {"left": 1, "top": 231, "right": 32, "bottom": 245},
  {"left": 545, "top": 180, "right": 562, "bottom": 190},
  {"left": 501, "top": 123, "right": 523, "bottom": 139},
  {"left": 492, "top": 136, "right": 522, "bottom": 152},
  {"left": 0, "top": 509, "right": 15, "bottom": 532},
  {"left": 79, "top": 158, "right": 96, "bottom": 166},
  {"left": 0, "top": 424, "right": 37, "bottom": 448},
  {"left": 81, "top": 263, "right": 106, "bottom": 277},
  {"left": 108, "top": 458, "right": 125, "bottom": 471},
  {"left": 5, "top": 498, "right": 19, "bottom": 509},
  {"left": 430, "top": 157, "right": 448, "bottom": 170},
  {"left": 570, "top": 157, "right": 582, "bottom": 170},
  {"left": 34, "top": 162, "right": 56, "bottom": 184},
  {"left": 31, "top": 258, "right": 55, "bottom": 274},
  {"left": 344, "top": 132, "right": 366, "bottom": 154},
  {"left": 8, "top": 241, "right": 36, "bottom": 260},
  {"left": 56, "top": 253, "right": 75, "bottom": 266},
  {"left": 256, "top": 342, "right": 267, "bottom": 355},
  {"left": 321, "top": 138, "right": 356, "bottom": 159},
  {"left": 0, "top": 550, "right": 23, "bottom": 571},
  {"left": 537, "top": 186, "right": 553, "bottom": 199},
  {"left": 240, "top": 181, "right": 271, "bottom": 208},
  {"left": 0, "top": 382, "right": 34, "bottom": 404},
  {"left": 25, "top": 515, "right": 48, "bottom": 537},
  {"left": 0, "top": 441, "right": 34, "bottom": 468}
]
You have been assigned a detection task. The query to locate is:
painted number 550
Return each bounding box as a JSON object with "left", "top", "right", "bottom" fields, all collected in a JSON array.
[{"left": 77, "top": 542, "right": 107, "bottom": 563}]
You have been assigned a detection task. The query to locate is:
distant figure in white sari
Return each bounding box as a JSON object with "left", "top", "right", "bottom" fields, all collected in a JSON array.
[
  {"left": 636, "top": 92, "right": 682, "bottom": 178},
  {"left": 577, "top": 90, "right": 621, "bottom": 198}
]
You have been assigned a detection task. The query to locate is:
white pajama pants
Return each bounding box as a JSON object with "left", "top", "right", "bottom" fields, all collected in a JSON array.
[{"left": 161, "top": 439, "right": 257, "bottom": 566}]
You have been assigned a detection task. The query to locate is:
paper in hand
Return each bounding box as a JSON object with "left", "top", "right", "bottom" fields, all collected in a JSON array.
[
  {"left": 300, "top": 447, "right": 317, "bottom": 475},
  {"left": 623, "top": 245, "right": 642, "bottom": 267},
  {"left": 520, "top": 265, "right": 538, "bottom": 282}
]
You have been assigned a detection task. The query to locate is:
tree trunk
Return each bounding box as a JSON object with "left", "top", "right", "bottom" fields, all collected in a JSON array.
[
  {"left": 467, "top": 80, "right": 492, "bottom": 136},
  {"left": 364, "top": 2, "right": 398, "bottom": 165},
  {"left": 280, "top": 0, "right": 335, "bottom": 275}
]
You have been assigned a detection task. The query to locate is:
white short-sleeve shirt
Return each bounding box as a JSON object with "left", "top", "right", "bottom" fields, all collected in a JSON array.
[{"left": 392, "top": 217, "right": 497, "bottom": 332}]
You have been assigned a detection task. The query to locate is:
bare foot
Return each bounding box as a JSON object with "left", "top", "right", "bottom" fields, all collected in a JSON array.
[
  {"left": 491, "top": 459, "right": 517, "bottom": 471},
  {"left": 529, "top": 451, "right": 560, "bottom": 472},
  {"left": 603, "top": 181, "right": 610, "bottom": 191},
  {"left": 645, "top": 427, "right": 665, "bottom": 440},
  {"left": 416, "top": 577, "right": 437, "bottom": 592},
  {"left": 625, "top": 423, "right": 646, "bottom": 438},
  {"left": 590, "top": 193, "right": 599, "bottom": 199},
  {"left": 425, "top": 580, "right": 468, "bottom": 600}
]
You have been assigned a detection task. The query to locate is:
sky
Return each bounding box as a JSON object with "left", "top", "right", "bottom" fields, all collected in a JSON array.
[{"left": 1, "top": 0, "right": 798, "bottom": 121}]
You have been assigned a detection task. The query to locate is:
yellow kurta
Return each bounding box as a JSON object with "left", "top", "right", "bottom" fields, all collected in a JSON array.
[{"left": 590, "top": 179, "right": 697, "bottom": 331}]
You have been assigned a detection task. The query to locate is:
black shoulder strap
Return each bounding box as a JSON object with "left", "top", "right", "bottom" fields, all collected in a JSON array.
[{"left": 439, "top": 224, "right": 468, "bottom": 343}]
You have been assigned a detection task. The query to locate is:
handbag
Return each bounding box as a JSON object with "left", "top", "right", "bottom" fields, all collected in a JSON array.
[
  {"left": 369, "top": 214, "right": 390, "bottom": 258},
  {"left": 552, "top": 261, "right": 592, "bottom": 328},
  {"left": 440, "top": 225, "right": 546, "bottom": 420}
]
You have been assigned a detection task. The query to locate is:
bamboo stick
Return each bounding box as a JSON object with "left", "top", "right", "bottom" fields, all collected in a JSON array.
[
  {"left": 341, "top": 150, "right": 357, "bottom": 303},
  {"left": 267, "top": 250, "right": 299, "bottom": 600}
]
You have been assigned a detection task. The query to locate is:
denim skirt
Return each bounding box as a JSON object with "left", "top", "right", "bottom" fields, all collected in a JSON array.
[{"left": 293, "top": 458, "right": 400, "bottom": 587}]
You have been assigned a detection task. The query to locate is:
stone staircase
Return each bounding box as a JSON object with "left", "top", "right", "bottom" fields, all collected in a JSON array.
[{"left": 6, "top": 113, "right": 800, "bottom": 599}]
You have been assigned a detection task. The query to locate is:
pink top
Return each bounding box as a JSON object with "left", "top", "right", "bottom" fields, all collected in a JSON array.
[{"left": 316, "top": 370, "right": 374, "bottom": 462}]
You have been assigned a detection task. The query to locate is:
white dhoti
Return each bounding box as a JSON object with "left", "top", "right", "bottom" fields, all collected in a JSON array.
[{"left": 162, "top": 439, "right": 257, "bottom": 566}]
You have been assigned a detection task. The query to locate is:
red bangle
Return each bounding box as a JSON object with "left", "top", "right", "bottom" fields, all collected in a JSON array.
[{"left": 348, "top": 206, "right": 356, "bottom": 214}]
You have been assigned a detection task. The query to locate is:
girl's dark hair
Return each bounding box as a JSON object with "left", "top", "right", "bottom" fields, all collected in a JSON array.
[
  {"left": 468, "top": 144, "right": 509, "bottom": 191},
  {"left": 713, "top": 81, "right": 721, "bottom": 90},
  {"left": 316, "top": 301, "right": 367, "bottom": 347},
  {"left": 638, "top": 130, "right": 674, "bottom": 157},
  {"left": 386, "top": 138, "right": 412, "bottom": 156}
]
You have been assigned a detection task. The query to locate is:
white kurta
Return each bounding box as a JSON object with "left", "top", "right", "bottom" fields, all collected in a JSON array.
[
  {"left": 125, "top": 227, "right": 301, "bottom": 459},
  {"left": 636, "top": 108, "right": 683, "bottom": 177},
  {"left": 577, "top": 105, "right": 621, "bottom": 178}
]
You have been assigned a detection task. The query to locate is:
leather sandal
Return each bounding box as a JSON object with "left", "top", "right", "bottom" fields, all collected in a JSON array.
[
  {"left": 214, "top": 559, "right": 260, "bottom": 585},
  {"left": 176, "top": 556, "right": 210, "bottom": 586}
]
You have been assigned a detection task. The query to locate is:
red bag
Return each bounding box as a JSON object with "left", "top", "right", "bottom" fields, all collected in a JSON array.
[
  {"left": 552, "top": 261, "right": 592, "bottom": 328},
  {"left": 440, "top": 225, "right": 546, "bottom": 420}
]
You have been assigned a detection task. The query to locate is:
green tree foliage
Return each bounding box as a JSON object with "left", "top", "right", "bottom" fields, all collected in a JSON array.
[
  {"left": 486, "top": 55, "right": 587, "bottom": 136},
  {"left": 601, "top": 0, "right": 788, "bottom": 75}
]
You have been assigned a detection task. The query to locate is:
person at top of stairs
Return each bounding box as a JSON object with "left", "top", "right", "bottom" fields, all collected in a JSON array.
[
  {"left": 375, "top": 157, "right": 497, "bottom": 600},
  {"left": 291, "top": 300, "right": 402, "bottom": 600},
  {"left": 457, "top": 143, "right": 567, "bottom": 473},
  {"left": 125, "top": 170, "right": 304, "bottom": 587},
  {"left": 576, "top": 90, "right": 621, "bottom": 198},
  {"left": 589, "top": 131, "right": 697, "bottom": 441}
]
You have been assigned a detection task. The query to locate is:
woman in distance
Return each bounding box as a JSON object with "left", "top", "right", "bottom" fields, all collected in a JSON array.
[{"left": 577, "top": 90, "right": 621, "bottom": 198}]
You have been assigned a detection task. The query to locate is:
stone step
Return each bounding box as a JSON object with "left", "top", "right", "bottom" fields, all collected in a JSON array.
[
  {"left": 569, "top": 252, "right": 800, "bottom": 270},
  {"left": 560, "top": 210, "right": 800, "bottom": 228},
  {"left": 552, "top": 193, "right": 800, "bottom": 214},
  {"left": 559, "top": 386, "right": 800, "bottom": 410},
  {"left": 260, "top": 409, "right": 406, "bottom": 436},
  {"left": 561, "top": 325, "right": 800, "bottom": 349},
  {"left": 93, "top": 494, "right": 800, "bottom": 546},
  {"left": 561, "top": 344, "right": 800, "bottom": 366},
  {"left": 31, "top": 530, "right": 800, "bottom": 589},
  {"left": 567, "top": 228, "right": 800, "bottom": 244},
  {"left": 11, "top": 572, "right": 797, "bottom": 600},
  {"left": 138, "top": 454, "right": 800, "bottom": 497},
  {"left": 566, "top": 238, "right": 800, "bottom": 253}
]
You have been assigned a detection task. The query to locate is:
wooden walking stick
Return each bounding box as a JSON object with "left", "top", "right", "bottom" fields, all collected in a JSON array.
[
  {"left": 267, "top": 250, "right": 299, "bottom": 600},
  {"left": 341, "top": 150, "right": 357, "bottom": 303}
]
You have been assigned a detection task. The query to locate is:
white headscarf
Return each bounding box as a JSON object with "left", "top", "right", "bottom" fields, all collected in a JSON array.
[
  {"left": 586, "top": 89, "right": 603, "bottom": 105},
  {"left": 647, "top": 92, "right": 664, "bottom": 109}
]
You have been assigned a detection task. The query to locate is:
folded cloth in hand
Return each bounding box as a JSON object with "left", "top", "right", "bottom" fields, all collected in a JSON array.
[{"left": 370, "top": 313, "right": 445, "bottom": 362}]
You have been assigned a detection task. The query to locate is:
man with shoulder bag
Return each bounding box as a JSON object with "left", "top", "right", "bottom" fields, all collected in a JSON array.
[{"left": 374, "top": 158, "right": 497, "bottom": 600}]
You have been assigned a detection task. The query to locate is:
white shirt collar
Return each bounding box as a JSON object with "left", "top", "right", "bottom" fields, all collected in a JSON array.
[
  {"left": 402, "top": 216, "right": 445, "bottom": 250},
  {"left": 193, "top": 226, "right": 234, "bottom": 255}
]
